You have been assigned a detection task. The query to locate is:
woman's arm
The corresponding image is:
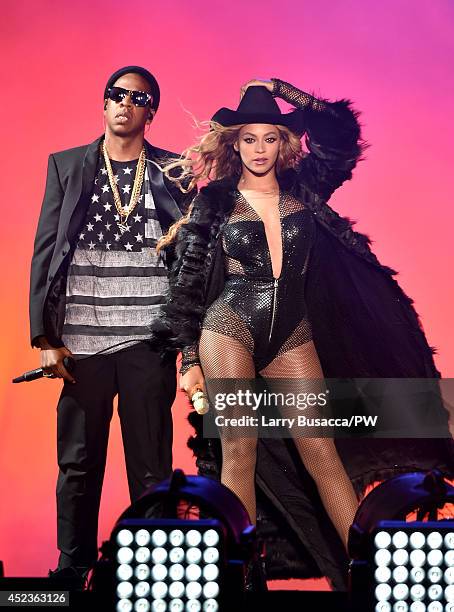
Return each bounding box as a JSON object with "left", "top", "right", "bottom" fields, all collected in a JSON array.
[
  {"left": 180, "top": 344, "right": 201, "bottom": 375},
  {"left": 271, "top": 78, "right": 368, "bottom": 201},
  {"left": 153, "top": 193, "right": 210, "bottom": 367},
  {"left": 160, "top": 196, "right": 210, "bottom": 399}
]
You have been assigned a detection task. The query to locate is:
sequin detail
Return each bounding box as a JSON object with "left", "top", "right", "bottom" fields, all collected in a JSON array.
[{"left": 199, "top": 190, "right": 315, "bottom": 372}]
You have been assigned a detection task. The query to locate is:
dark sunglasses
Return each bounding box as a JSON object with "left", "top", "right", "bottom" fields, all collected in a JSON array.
[{"left": 106, "top": 86, "right": 152, "bottom": 107}]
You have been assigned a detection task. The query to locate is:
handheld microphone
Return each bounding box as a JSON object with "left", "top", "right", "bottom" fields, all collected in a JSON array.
[{"left": 12, "top": 357, "right": 76, "bottom": 383}]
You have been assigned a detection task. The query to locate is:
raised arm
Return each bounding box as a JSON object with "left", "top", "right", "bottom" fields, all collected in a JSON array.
[{"left": 271, "top": 78, "right": 368, "bottom": 201}]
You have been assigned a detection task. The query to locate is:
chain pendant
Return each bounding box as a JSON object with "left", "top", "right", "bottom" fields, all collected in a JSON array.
[{"left": 117, "top": 221, "right": 131, "bottom": 234}]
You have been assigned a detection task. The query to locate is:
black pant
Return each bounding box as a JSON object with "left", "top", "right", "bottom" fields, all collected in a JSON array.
[{"left": 56, "top": 343, "right": 176, "bottom": 569}]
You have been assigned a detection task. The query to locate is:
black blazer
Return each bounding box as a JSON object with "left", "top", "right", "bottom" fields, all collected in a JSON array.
[{"left": 29, "top": 135, "right": 193, "bottom": 347}]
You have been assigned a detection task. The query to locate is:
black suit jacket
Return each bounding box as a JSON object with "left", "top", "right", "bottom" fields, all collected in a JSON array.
[{"left": 29, "top": 135, "right": 193, "bottom": 348}]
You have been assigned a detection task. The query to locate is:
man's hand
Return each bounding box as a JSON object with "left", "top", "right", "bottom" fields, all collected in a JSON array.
[
  {"left": 39, "top": 338, "right": 75, "bottom": 383},
  {"left": 240, "top": 79, "right": 274, "bottom": 100}
]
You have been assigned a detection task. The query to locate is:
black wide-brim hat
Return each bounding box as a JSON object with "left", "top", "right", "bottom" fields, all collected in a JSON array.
[{"left": 211, "top": 85, "right": 306, "bottom": 136}]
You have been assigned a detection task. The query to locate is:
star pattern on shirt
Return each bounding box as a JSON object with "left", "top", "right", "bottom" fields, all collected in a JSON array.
[{"left": 77, "top": 158, "right": 149, "bottom": 252}]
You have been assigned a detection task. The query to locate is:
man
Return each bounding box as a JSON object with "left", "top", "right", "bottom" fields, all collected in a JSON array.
[{"left": 29, "top": 66, "right": 193, "bottom": 581}]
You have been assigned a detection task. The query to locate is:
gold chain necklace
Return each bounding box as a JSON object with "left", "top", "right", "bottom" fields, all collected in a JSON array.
[{"left": 102, "top": 140, "right": 146, "bottom": 233}]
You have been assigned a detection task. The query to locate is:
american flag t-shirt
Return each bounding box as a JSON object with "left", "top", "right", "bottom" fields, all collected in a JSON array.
[{"left": 62, "top": 155, "right": 169, "bottom": 355}]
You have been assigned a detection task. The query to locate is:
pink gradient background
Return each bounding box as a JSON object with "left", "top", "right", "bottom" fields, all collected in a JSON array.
[{"left": 1, "top": 0, "right": 453, "bottom": 589}]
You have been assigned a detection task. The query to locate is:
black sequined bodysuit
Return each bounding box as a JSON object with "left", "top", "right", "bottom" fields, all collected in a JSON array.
[{"left": 200, "top": 190, "right": 315, "bottom": 372}]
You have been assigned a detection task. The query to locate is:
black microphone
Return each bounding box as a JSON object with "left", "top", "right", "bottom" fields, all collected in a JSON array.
[{"left": 12, "top": 357, "right": 76, "bottom": 383}]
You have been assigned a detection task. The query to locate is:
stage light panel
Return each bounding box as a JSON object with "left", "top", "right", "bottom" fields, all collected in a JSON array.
[{"left": 112, "top": 520, "right": 224, "bottom": 612}]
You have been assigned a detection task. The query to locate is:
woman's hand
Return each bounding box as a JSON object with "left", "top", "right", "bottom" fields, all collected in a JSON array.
[
  {"left": 240, "top": 79, "right": 274, "bottom": 100},
  {"left": 179, "top": 365, "right": 206, "bottom": 398},
  {"left": 179, "top": 365, "right": 209, "bottom": 413}
]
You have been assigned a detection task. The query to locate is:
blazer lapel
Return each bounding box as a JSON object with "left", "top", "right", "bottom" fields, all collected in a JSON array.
[
  {"left": 144, "top": 141, "right": 182, "bottom": 231},
  {"left": 66, "top": 135, "right": 102, "bottom": 242}
]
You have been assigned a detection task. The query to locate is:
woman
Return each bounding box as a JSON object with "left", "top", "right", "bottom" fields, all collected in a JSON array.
[{"left": 154, "top": 78, "right": 453, "bottom": 588}]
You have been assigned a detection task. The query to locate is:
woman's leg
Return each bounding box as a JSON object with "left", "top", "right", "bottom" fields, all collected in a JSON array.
[
  {"left": 259, "top": 340, "right": 358, "bottom": 549},
  {"left": 199, "top": 328, "right": 258, "bottom": 524}
]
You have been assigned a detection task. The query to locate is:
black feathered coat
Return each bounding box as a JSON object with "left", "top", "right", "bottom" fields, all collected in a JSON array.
[{"left": 153, "top": 97, "right": 454, "bottom": 590}]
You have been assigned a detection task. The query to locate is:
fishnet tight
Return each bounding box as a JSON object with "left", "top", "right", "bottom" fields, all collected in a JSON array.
[{"left": 199, "top": 329, "right": 359, "bottom": 550}]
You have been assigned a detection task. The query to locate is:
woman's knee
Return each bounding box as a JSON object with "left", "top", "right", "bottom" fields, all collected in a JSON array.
[{"left": 221, "top": 437, "right": 257, "bottom": 469}]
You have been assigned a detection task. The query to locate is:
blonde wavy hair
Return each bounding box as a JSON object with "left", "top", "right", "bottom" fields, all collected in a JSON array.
[{"left": 156, "top": 120, "right": 305, "bottom": 253}]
